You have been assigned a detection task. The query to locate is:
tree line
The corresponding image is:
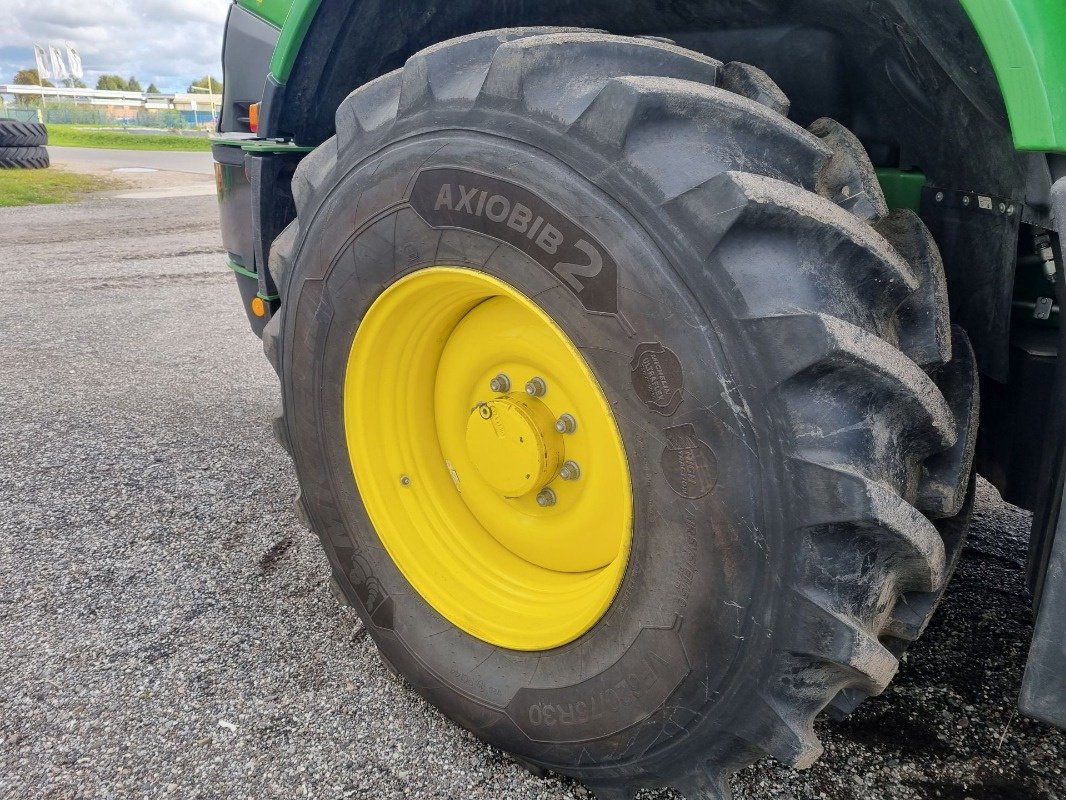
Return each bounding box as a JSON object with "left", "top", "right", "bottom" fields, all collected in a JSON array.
[{"left": 10, "top": 69, "right": 221, "bottom": 96}]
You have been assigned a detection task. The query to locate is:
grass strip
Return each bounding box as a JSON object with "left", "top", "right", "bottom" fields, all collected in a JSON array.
[{"left": 47, "top": 124, "right": 212, "bottom": 152}]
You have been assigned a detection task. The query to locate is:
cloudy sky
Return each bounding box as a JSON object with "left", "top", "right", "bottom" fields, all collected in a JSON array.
[{"left": 0, "top": 0, "right": 229, "bottom": 92}]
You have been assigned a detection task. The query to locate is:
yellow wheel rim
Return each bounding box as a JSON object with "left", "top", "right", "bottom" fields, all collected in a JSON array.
[{"left": 344, "top": 267, "right": 632, "bottom": 650}]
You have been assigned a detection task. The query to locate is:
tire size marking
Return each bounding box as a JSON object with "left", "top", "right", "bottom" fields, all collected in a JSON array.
[
  {"left": 506, "top": 624, "right": 689, "bottom": 743},
  {"left": 409, "top": 167, "right": 619, "bottom": 314}
]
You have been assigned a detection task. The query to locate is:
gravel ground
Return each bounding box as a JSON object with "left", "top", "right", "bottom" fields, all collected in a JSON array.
[{"left": 0, "top": 194, "right": 1063, "bottom": 800}]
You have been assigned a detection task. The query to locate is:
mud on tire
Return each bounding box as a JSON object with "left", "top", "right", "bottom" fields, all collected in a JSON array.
[{"left": 263, "top": 29, "right": 978, "bottom": 799}]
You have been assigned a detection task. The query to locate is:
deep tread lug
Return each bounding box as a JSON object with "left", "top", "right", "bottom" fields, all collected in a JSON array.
[
  {"left": 270, "top": 403, "right": 291, "bottom": 454},
  {"left": 573, "top": 79, "right": 827, "bottom": 201},
  {"left": 670, "top": 172, "right": 916, "bottom": 343},
  {"left": 917, "top": 328, "right": 979, "bottom": 517},
  {"left": 268, "top": 221, "right": 298, "bottom": 293},
  {"left": 718, "top": 61, "right": 790, "bottom": 116},
  {"left": 809, "top": 117, "right": 888, "bottom": 221},
  {"left": 742, "top": 694, "right": 824, "bottom": 769},
  {"left": 508, "top": 755, "right": 548, "bottom": 778},
  {"left": 874, "top": 209, "right": 952, "bottom": 366},
  {"left": 479, "top": 32, "right": 721, "bottom": 123},
  {"left": 334, "top": 69, "right": 402, "bottom": 157},
  {"left": 825, "top": 688, "right": 868, "bottom": 720},
  {"left": 745, "top": 313, "right": 955, "bottom": 456},
  {"left": 396, "top": 27, "right": 584, "bottom": 119},
  {"left": 785, "top": 590, "right": 899, "bottom": 695},
  {"left": 794, "top": 459, "right": 947, "bottom": 594},
  {"left": 671, "top": 765, "right": 732, "bottom": 799},
  {"left": 291, "top": 137, "right": 338, "bottom": 213},
  {"left": 262, "top": 316, "right": 281, "bottom": 375}
]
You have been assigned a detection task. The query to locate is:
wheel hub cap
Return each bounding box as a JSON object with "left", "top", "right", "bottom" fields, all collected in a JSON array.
[{"left": 464, "top": 397, "right": 562, "bottom": 498}]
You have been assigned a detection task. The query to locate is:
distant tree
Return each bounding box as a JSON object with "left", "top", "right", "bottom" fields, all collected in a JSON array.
[
  {"left": 127, "top": 75, "right": 142, "bottom": 92},
  {"left": 62, "top": 77, "right": 86, "bottom": 89},
  {"left": 96, "top": 74, "right": 129, "bottom": 91},
  {"left": 13, "top": 68, "right": 53, "bottom": 87},
  {"left": 187, "top": 75, "right": 222, "bottom": 95},
  {"left": 12, "top": 68, "right": 54, "bottom": 104},
  {"left": 146, "top": 82, "right": 160, "bottom": 94}
]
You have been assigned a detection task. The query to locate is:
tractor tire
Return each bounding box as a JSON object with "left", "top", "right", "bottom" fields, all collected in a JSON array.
[
  {"left": 0, "top": 119, "right": 48, "bottom": 148},
  {"left": 263, "top": 29, "right": 978, "bottom": 799},
  {"left": 0, "top": 145, "right": 50, "bottom": 169}
]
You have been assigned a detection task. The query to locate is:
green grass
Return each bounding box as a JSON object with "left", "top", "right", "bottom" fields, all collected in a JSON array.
[
  {"left": 0, "top": 168, "right": 120, "bottom": 207},
  {"left": 46, "top": 124, "right": 212, "bottom": 152}
]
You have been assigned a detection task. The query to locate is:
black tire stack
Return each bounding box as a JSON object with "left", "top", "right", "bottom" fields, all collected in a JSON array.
[{"left": 0, "top": 120, "right": 50, "bottom": 169}]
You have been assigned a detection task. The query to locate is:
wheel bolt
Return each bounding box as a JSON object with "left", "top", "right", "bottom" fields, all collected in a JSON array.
[
  {"left": 525, "top": 376, "right": 547, "bottom": 397},
  {"left": 536, "top": 488, "right": 557, "bottom": 507},
  {"left": 400, "top": 475, "right": 411, "bottom": 486},
  {"left": 489, "top": 373, "right": 510, "bottom": 393},
  {"left": 559, "top": 460, "right": 581, "bottom": 481},
  {"left": 554, "top": 413, "right": 577, "bottom": 434}
]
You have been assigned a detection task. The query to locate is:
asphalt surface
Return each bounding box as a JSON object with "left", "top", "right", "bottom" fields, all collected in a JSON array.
[
  {"left": 1, "top": 192, "right": 1064, "bottom": 799},
  {"left": 48, "top": 146, "right": 217, "bottom": 200},
  {"left": 48, "top": 146, "right": 214, "bottom": 176}
]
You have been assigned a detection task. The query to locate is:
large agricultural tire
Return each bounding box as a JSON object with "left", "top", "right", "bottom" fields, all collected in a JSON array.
[
  {"left": 263, "top": 29, "right": 978, "bottom": 799},
  {"left": 0, "top": 119, "right": 47, "bottom": 148},
  {"left": 0, "top": 145, "right": 50, "bottom": 169}
]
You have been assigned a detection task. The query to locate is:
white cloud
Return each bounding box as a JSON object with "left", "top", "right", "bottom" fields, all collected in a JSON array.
[{"left": 0, "top": 0, "right": 229, "bottom": 92}]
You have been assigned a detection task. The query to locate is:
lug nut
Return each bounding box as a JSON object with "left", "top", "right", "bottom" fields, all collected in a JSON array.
[
  {"left": 525, "top": 376, "right": 547, "bottom": 397},
  {"left": 554, "top": 413, "right": 577, "bottom": 434},
  {"left": 559, "top": 460, "right": 581, "bottom": 481},
  {"left": 489, "top": 373, "right": 510, "bottom": 393},
  {"left": 400, "top": 475, "right": 411, "bottom": 486},
  {"left": 536, "top": 488, "right": 557, "bottom": 507}
]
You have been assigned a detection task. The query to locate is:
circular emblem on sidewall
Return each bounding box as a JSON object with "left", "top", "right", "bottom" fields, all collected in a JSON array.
[
  {"left": 661, "top": 424, "right": 718, "bottom": 499},
  {"left": 631, "top": 342, "right": 683, "bottom": 416}
]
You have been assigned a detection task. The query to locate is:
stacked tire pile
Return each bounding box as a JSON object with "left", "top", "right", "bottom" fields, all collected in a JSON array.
[{"left": 0, "top": 120, "right": 50, "bottom": 169}]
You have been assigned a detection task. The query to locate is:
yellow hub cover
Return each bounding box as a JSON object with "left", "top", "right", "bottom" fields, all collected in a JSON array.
[
  {"left": 464, "top": 397, "right": 562, "bottom": 498},
  {"left": 343, "top": 267, "right": 632, "bottom": 650}
]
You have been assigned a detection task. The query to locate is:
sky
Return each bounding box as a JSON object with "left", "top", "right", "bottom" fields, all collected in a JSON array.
[{"left": 0, "top": 0, "right": 229, "bottom": 92}]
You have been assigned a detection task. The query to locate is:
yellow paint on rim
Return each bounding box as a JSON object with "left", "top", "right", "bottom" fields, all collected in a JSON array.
[{"left": 344, "top": 267, "right": 632, "bottom": 650}]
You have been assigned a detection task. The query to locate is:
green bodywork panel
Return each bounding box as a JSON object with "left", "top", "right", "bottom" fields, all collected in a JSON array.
[
  {"left": 876, "top": 169, "right": 926, "bottom": 212},
  {"left": 269, "top": 0, "right": 324, "bottom": 83},
  {"left": 234, "top": 0, "right": 289, "bottom": 28},
  {"left": 212, "top": 135, "right": 315, "bottom": 153},
  {"left": 226, "top": 258, "right": 280, "bottom": 301},
  {"left": 235, "top": 0, "right": 1066, "bottom": 154},
  {"left": 960, "top": 0, "right": 1066, "bottom": 152}
]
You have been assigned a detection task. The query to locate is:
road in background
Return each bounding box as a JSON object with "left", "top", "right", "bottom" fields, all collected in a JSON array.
[
  {"left": 0, "top": 194, "right": 1063, "bottom": 799},
  {"left": 47, "top": 146, "right": 216, "bottom": 198},
  {"left": 48, "top": 146, "right": 214, "bottom": 175}
]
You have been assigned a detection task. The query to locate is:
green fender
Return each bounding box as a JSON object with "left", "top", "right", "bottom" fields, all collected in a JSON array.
[
  {"left": 960, "top": 0, "right": 1066, "bottom": 152},
  {"left": 237, "top": 0, "right": 1066, "bottom": 153}
]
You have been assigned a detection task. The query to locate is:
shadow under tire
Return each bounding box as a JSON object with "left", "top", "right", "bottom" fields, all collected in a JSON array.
[{"left": 263, "top": 29, "right": 978, "bottom": 800}]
